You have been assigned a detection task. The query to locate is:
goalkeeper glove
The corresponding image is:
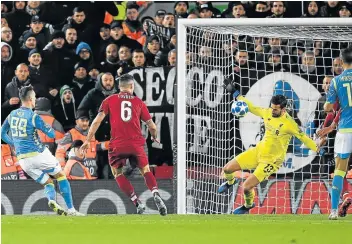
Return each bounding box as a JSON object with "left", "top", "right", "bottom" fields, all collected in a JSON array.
[{"left": 223, "top": 78, "right": 241, "bottom": 99}]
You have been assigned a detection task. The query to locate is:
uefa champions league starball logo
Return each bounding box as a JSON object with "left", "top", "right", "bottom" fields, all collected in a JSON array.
[{"left": 239, "top": 72, "right": 322, "bottom": 174}]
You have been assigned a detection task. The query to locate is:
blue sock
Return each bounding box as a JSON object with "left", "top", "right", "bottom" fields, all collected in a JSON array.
[
  {"left": 331, "top": 170, "right": 346, "bottom": 210},
  {"left": 57, "top": 176, "right": 74, "bottom": 209},
  {"left": 44, "top": 183, "right": 56, "bottom": 201}
]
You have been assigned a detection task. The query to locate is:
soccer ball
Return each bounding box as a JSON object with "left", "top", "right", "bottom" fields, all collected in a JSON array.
[{"left": 231, "top": 101, "right": 249, "bottom": 118}]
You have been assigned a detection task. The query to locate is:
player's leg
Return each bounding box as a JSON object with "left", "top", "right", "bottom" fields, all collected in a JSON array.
[
  {"left": 218, "top": 147, "right": 258, "bottom": 193},
  {"left": 339, "top": 156, "right": 352, "bottom": 217},
  {"left": 136, "top": 151, "right": 167, "bottom": 216},
  {"left": 233, "top": 162, "right": 278, "bottom": 214},
  {"left": 330, "top": 132, "right": 352, "bottom": 220},
  {"left": 111, "top": 164, "right": 145, "bottom": 213},
  {"left": 18, "top": 155, "right": 67, "bottom": 215}
]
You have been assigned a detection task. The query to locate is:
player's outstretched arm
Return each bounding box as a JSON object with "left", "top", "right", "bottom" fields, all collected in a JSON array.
[
  {"left": 1, "top": 118, "right": 14, "bottom": 146},
  {"left": 223, "top": 78, "right": 266, "bottom": 118},
  {"left": 81, "top": 111, "right": 106, "bottom": 154}
]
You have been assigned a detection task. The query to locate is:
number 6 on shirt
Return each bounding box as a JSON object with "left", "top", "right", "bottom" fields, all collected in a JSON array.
[{"left": 121, "top": 101, "right": 132, "bottom": 122}]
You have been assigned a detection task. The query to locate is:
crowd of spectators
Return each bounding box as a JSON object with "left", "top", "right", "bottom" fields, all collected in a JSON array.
[{"left": 1, "top": 1, "right": 352, "bottom": 180}]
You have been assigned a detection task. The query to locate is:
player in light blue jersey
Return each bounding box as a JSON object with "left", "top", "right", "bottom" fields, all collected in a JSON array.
[
  {"left": 1, "top": 85, "right": 83, "bottom": 216},
  {"left": 325, "top": 46, "right": 352, "bottom": 220}
]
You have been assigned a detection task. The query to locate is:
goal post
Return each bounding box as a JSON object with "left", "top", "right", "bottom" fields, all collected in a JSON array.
[{"left": 176, "top": 18, "right": 352, "bottom": 214}]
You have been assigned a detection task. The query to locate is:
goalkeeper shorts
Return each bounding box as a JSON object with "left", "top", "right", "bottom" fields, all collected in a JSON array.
[{"left": 235, "top": 147, "right": 279, "bottom": 182}]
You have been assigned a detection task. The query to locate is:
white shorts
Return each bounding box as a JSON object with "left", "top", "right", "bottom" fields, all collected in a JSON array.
[
  {"left": 334, "top": 132, "right": 352, "bottom": 159},
  {"left": 19, "top": 148, "right": 62, "bottom": 184}
]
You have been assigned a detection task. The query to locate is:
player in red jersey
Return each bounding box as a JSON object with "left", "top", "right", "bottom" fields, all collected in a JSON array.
[{"left": 80, "top": 74, "right": 167, "bottom": 215}]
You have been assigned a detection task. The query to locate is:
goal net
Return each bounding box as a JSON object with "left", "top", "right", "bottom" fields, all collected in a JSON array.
[{"left": 176, "top": 18, "right": 352, "bottom": 214}]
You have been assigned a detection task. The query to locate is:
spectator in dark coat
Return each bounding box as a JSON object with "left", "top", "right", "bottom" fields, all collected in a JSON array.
[
  {"left": 302, "top": 1, "right": 321, "bottom": 17},
  {"left": 155, "top": 35, "right": 176, "bottom": 66},
  {"left": 154, "top": 9, "right": 166, "bottom": 25},
  {"left": 76, "top": 1, "right": 118, "bottom": 28},
  {"left": 43, "top": 31, "right": 77, "bottom": 87},
  {"left": 1, "top": 26, "right": 17, "bottom": 51},
  {"left": 16, "top": 33, "right": 37, "bottom": 64},
  {"left": 320, "top": 1, "right": 340, "bottom": 17},
  {"left": 1, "top": 14, "right": 9, "bottom": 27},
  {"left": 28, "top": 49, "right": 58, "bottom": 101},
  {"left": 76, "top": 42, "right": 95, "bottom": 72},
  {"left": 116, "top": 46, "right": 133, "bottom": 77},
  {"left": 174, "top": 1, "right": 189, "bottom": 18},
  {"left": 25, "top": 1, "right": 41, "bottom": 16},
  {"left": 339, "top": 4, "right": 352, "bottom": 17},
  {"left": 70, "top": 62, "right": 95, "bottom": 106},
  {"left": 96, "top": 24, "right": 112, "bottom": 62},
  {"left": 100, "top": 43, "right": 119, "bottom": 77},
  {"left": 52, "top": 85, "right": 77, "bottom": 131},
  {"left": 251, "top": 2, "right": 270, "bottom": 18},
  {"left": 63, "top": 26, "right": 79, "bottom": 55},
  {"left": 5, "top": 1, "right": 31, "bottom": 41},
  {"left": 19, "top": 15, "right": 50, "bottom": 50},
  {"left": 78, "top": 72, "right": 117, "bottom": 141},
  {"left": 110, "top": 20, "right": 142, "bottom": 51},
  {"left": 37, "top": 1, "right": 75, "bottom": 26},
  {"left": 2, "top": 64, "right": 30, "bottom": 120},
  {"left": 193, "top": 2, "right": 222, "bottom": 18},
  {"left": 1, "top": 42, "right": 13, "bottom": 102},
  {"left": 144, "top": 35, "right": 161, "bottom": 67},
  {"left": 62, "top": 7, "right": 97, "bottom": 45}
]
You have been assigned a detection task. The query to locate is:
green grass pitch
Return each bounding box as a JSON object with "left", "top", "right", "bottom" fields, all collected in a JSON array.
[{"left": 2, "top": 215, "right": 351, "bottom": 244}]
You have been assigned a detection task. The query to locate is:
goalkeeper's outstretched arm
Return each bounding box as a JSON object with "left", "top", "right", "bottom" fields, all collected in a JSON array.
[{"left": 223, "top": 78, "right": 267, "bottom": 118}]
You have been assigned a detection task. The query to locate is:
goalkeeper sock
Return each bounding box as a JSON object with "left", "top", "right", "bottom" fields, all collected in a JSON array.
[
  {"left": 116, "top": 174, "right": 139, "bottom": 205},
  {"left": 224, "top": 172, "right": 236, "bottom": 185},
  {"left": 44, "top": 183, "right": 55, "bottom": 201},
  {"left": 143, "top": 172, "right": 159, "bottom": 195},
  {"left": 244, "top": 189, "right": 255, "bottom": 208},
  {"left": 57, "top": 176, "right": 74, "bottom": 209},
  {"left": 331, "top": 170, "right": 346, "bottom": 210}
]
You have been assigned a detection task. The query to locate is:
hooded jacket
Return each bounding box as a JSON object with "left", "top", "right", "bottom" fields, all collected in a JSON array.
[
  {"left": 1, "top": 42, "right": 14, "bottom": 102},
  {"left": 78, "top": 74, "right": 118, "bottom": 141},
  {"left": 5, "top": 2, "right": 31, "bottom": 41},
  {"left": 76, "top": 42, "right": 95, "bottom": 71}
]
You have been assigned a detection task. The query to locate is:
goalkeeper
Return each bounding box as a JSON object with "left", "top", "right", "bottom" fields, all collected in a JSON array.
[{"left": 218, "top": 80, "right": 324, "bottom": 214}]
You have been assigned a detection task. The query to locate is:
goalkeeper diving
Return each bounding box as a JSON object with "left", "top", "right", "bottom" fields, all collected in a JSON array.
[{"left": 218, "top": 82, "right": 324, "bottom": 214}]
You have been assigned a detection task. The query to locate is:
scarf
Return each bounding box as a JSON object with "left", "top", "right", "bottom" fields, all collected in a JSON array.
[
  {"left": 26, "top": 5, "right": 40, "bottom": 16},
  {"left": 102, "top": 86, "right": 117, "bottom": 97}
]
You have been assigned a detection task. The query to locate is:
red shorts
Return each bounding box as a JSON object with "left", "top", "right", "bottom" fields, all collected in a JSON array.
[{"left": 108, "top": 144, "right": 148, "bottom": 169}]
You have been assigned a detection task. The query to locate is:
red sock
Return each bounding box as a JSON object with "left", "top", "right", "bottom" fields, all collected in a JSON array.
[
  {"left": 342, "top": 177, "right": 349, "bottom": 196},
  {"left": 116, "top": 175, "right": 138, "bottom": 205},
  {"left": 144, "top": 172, "right": 159, "bottom": 194}
]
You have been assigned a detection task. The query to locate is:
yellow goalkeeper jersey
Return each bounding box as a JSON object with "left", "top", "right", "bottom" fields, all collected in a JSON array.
[{"left": 238, "top": 96, "right": 318, "bottom": 164}]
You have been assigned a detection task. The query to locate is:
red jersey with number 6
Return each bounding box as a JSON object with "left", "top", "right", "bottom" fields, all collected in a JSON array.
[{"left": 99, "top": 92, "right": 152, "bottom": 146}]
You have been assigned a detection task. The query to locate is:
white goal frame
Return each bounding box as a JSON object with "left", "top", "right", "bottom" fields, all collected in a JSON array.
[{"left": 176, "top": 18, "right": 352, "bottom": 214}]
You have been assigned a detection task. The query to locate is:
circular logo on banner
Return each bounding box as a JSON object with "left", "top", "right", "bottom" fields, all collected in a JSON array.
[{"left": 239, "top": 72, "right": 322, "bottom": 174}]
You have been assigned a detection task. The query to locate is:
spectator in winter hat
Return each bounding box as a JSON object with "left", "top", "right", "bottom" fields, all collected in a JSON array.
[
  {"left": 110, "top": 20, "right": 142, "bottom": 51},
  {"left": 52, "top": 85, "right": 77, "bottom": 131},
  {"left": 339, "top": 4, "right": 351, "bottom": 18},
  {"left": 162, "top": 13, "right": 175, "bottom": 28},
  {"left": 320, "top": 1, "right": 340, "bottom": 17},
  {"left": 154, "top": 9, "right": 166, "bottom": 25},
  {"left": 100, "top": 44, "right": 119, "bottom": 77},
  {"left": 16, "top": 33, "right": 37, "bottom": 64},
  {"left": 193, "top": 2, "right": 221, "bottom": 18},
  {"left": 70, "top": 62, "right": 95, "bottom": 106},
  {"left": 198, "top": 4, "right": 213, "bottom": 18},
  {"left": 174, "top": 1, "right": 189, "bottom": 18},
  {"left": 19, "top": 15, "right": 50, "bottom": 50},
  {"left": 232, "top": 2, "right": 246, "bottom": 18},
  {"left": 268, "top": 1, "right": 286, "bottom": 18},
  {"left": 88, "top": 66, "right": 100, "bottom": 81},
  {"left": 302, "top": 1, "right": 321, "bottom": 17},
  {"left": 76, "top": 42, "right": 95, "bottom": 72}
]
